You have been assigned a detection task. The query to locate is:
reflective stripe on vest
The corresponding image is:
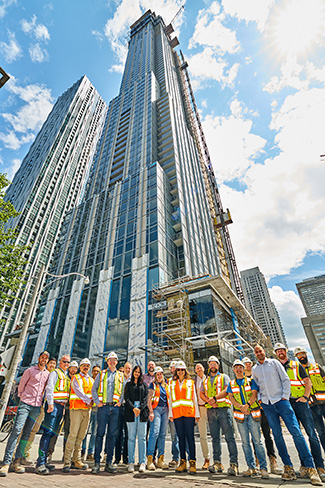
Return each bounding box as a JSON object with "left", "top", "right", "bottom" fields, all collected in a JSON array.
[
  {"left": 69, "top": 373, "right": 94, "bottom": 410},
  {"left": 203, "top": 374, "right": 231, "bottom": 408},
  {"left": 307, "top": 364, "right": 325, "bottom": 403},
  {"left": 286, "top": 360, "right": 305, "bottom": 398},
  {"left": 53, "top": 368, "right": 70, "bottom": 401},
  {"left": 152, "top": 383, "right": 169, "bottom": 409},
  {"left": 97, "top": 370, "right": 124, "bottom": 403},
  {"left": 169, "top": 379, "right": 195, "bottom": 419},
  {"left": 230, "top": 378, "right": 261, "bottom": 423}
]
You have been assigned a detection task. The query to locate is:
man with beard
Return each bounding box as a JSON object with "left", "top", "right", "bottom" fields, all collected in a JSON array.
[
  {"left": 200, "top": 356, "right": 238, "bottom": 476},
  {"left": 253, "top": 344, "right": 321, "bottom": 485}
]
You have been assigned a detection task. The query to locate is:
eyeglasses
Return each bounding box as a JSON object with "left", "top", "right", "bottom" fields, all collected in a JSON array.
[
  {"left": 62, "top": 360, "right": 70, "bottom": 364},
  {"left": 176, "top": 369, "right": 185, "bottom": 372}
]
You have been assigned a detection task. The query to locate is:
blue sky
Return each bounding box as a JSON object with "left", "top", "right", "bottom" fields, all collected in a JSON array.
[{"left": 1, "top": 0, "right": 325, "bottom": 355}]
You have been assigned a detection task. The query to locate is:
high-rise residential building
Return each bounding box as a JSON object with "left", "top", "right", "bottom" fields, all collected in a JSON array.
[
  {"left": 240, "top": 266, "right": 287, "bottom": 346},
  {"left": 296, "top": 274, "right": 325, "bottom": 365},
  {"left": 0, "top": 76, "right": 106, "bottom": 345},
  {"left": 26, "top": 11, "right": 267, "bottom": 372}
]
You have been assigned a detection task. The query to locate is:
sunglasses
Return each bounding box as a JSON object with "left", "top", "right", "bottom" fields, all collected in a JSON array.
[{"left": 62, "top": 360, "right": 70, "bottom": 364}]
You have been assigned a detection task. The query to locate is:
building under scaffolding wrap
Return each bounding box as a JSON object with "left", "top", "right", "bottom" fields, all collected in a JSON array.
[{"left": 22, "top": 10, "right": 271, "bottom": 372}]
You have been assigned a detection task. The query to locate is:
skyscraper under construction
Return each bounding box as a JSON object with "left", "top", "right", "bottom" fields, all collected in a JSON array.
[{"left": 27, "top": 11, "right": 267, "bottom": 372}]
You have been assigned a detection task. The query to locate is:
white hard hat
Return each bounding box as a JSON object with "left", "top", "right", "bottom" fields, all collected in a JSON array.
[
  {"left": 106, "top": 351, "right": 118, "bottom": 360},
  {"left": 175, "top": 360, "right": 187, "bottom": 370},
  {"left": 169, "top": 360, "right": 177, "bottom": 368},
  {"left": 208, "top": 355, "right": 220, "bottom": 364},
  {"left": 80, "top": 358, "right": 91, "bottom": 366},
  {"left": 274, "top": 343, "right": 287, "bottom": 352},
  {"left": 242, "top": 357, "right": 253, "bottom": 364},
  {"left": 70, "top": 360, "right": 79, "bottom": 368},
  {"left": 233, "top": 359, "right": 245, "bottom": 368},
  {"left": 154, "top": 366, "right": 164, "bottom": 374},
  {"left": 294, "top": 346, "right": 308, "bottom": 356}
]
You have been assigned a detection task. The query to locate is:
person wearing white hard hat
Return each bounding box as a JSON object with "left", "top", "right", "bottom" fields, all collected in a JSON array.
[
  {"left": 114, "top": 362, "right": 132, "bottom": 466},
  {"left": 147, "top": 366, "right": 169, "bottom": 470},
  {"left": 227, "top": 359, "right": 269, "bottom": 479},
  {"left": 63, "top": 359, "right": 94, "bottom": 472},
  {"left": 200, "top": 356, "right": 238, "bottom": 476},
  {"left": 60, "top": 360, "right": 79, "bottom": 458},
  {"left": 168, "top": 361, "right": 199, "bottom": 474},
  {"left": 275, "top": 345, "right": 325, "bottom": 482},
  {"left": 194, "top": 363, "right": 210, "bottom": 469},
  {"left": 295, "top": 347, "right": 325, "bottom": 458},
  {"left": 91, "top": 351, "right": 124, "bottom": 474},
  {"left": 253, "top": 344, "right": 321, "bottom": 485},
  {"left": 167, "top": 359, "right": 180, "bottom": 467}
]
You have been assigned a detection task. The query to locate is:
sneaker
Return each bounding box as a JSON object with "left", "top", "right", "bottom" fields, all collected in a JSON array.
[
  {"left": 147, "top": 455, "right": 156, "bottom": 471},
  {"left": 92, "top": 463, "right": 100, "bottom": 474},
  {"left": 128, "top": 463, "right": 135, "bottom": 473},
  {"left": 35, "top": 464, "right": 50, "bottom": 475},
  {"left": 0, "top": 464, "right": 9, "bottom": 477},
  {"left": 318, "top": 468, "right": 325, "bottom": 482},
  {"left": 105, "top": 463, "right": 117, "bottom": 473},
  {"left": 86, "top": 454, "right": 94, "bottom": 461},
  {"left": 45, "top": 463, "right": 55, "bottom": 471},
  {"left": 169, "top": 459, "right": 178, "bottom": 467},
  {"left": 209, "top": 461, "right": 224, "bottom": 473},
  {"left": 139, "top": 463, "right": 146, "bottom": 473},
  {"left": 300, "top": 465, "right": 310, "bottom": 478},
  {"left": 202, "top": 459, "right": 210, "bottom": 470},
  {"left": 227, "top": 464, "right": 238, "bottom": 476},
  {"left": 282, "top": 465, "right": 297, "bottom": 481},
  {"left": 62, "top": 465, "right": 70, "bottom": 473},
  {"left": 12, "top": 459, "right": 25, "bottom": 474},
  {"left": 308, "top": 468, "right": 323, "bottom": 486},
  {"left": 261, "top": 469, "right": 270, "bottom": 479}
]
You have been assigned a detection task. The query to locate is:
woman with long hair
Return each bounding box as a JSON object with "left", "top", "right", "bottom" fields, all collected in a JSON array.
[
  {"left": 124, "top": 365, "right": 149, "bottom": 473},
  {"left": 147, "top": 366, "right": 169, "bottom": 470},
  {"left": 168, "top": 360, "right": 200, "bottom": 474}
]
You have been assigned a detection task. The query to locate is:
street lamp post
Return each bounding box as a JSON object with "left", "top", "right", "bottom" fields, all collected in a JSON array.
[{"left": 0, "top": 265, "right": 89, "bottom": 427}]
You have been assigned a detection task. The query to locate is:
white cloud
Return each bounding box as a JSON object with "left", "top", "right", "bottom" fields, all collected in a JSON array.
[
  {"left": 189, "top": 2, "right": 240, "bottom": 54},
  {"left": 21, "top": 14, "right": 50, "bottom": 41},
  {"left": 0, "top": 0, "right": 16, "bottom": 19},
  {"left": 0, "top": 31, "right": 22, "bottom": 63},
  {"left": 217, "top": 86, "right": 325, "bottom": 278},
  {"left": 263, "top": 56, "right": 308, "bottom": 93},
  {"left": 187, "top": 48, "right": 239, "bottom": 88},
  {"left": 29, "top": 43, "right": 49, "bottom": 63},
  {"left": 222, "top": 0, "right": 275, "bottom": 32}
]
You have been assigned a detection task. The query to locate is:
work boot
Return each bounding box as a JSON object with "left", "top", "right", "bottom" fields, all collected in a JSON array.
[
  {"left": 202, "top": 458, "right": 209, "bottom": 470},
  {"left": 169, "top": 459, "right": 178, "bottom": 467},
  {"left": 300, "top": 465, "right": 310, "bottom": 478},
  {"left": 189, "top": 460, "right": 196, "bottom": 475},
  {"left": 282, "top": 465, "right": 297, "bottom": 481},
  {"left": 62, "top": 465, "right": 70, "bottom": 473},
  {"left": 227, "top": 464, "right": 238, "bottom": 476},
  {"left": 105, "top": 463, "right": 117, "bottom": 473},
  {"left": 73, "top": 460, "right": 88, "bottom": 470},
  {"left": 261, "top": 469, "right": 270, "bottom": 479},
  {"left": 157, "top": 455, "right": 168, "bottom": 469},
  {"left": 35, "top": 464, "right": 50, "bottom": 475},
  {"left": 318, "top": 468, "right": 325, "bottom": 481},
  {"left": 0, "top": 464, "right": 9, "bottom": 477},
  {"left": 147, "top": 455, "right": 156, "bottom": 471},
  {"left": 92, "top": 463, "right": 100, "bottom": 474},
  {"left": 308, "top": 468, "right": 323, "bottom": 486},
  {"left": 86, "top": 453, "right": 94, "bottom": 461},
  {"left": 20, "top": 457, "right": 33, "bottom": 466},
  {"left": 12, "top": 459, "right": 25, "bottom": 474},
  {"left": 242, "top": 468, "right": 258, "bottom": 477},
  {"left": 269, "top": 455, "right": 282, "bottom": 474},
  {"left": 175, "top": 459, "right": 187, "bottom": 473},
  {"left": 209, "top": 461, "right": 223, "bottom": 473}
]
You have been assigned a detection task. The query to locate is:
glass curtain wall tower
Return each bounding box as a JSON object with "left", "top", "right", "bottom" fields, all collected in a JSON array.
[
  {"left": 0, "top": 76, "right": 106, "bottom": 345},
  {"left": 30, "top": 11, "right": 266, "bottom": 370}
]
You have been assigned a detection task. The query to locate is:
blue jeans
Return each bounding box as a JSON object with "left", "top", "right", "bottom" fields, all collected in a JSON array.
[
  {"left": 291, "top": 400, "right": 324, "bottom": 469},
  {"left": 127, "top": 417, "right": 147, "bottom": 465},
  {"left": 114, "top": 405, "right": 128, "bottom": 463},
  {"left": 173, "top": 417, "right": 195, "bottom": 461},
  {"left": 3, "top": 401, "right": 40, "bottom": 465},
  {"left": 262, "top": 399, "right": 315, "bottom": 468},
  {"left": 207, "top": 407, "right": 238, "bottom": 465},
  {"left": 311, "top": 404, "right": 325, "bottom": 453},
  {"left": 36, "top": 402, "right": 64, "bottom": 466},
  {"left": 82, "top": 409, "right": 97, "bottom": 455},
  {"left": 169, "top": 419, "right": 179, "bottom": 461},
  {"left": 147, "top": 405, "right": 168, "bottom": 457},
  {"left": 237, "top": 415, "right": 267, "bottom": 470},
  {"left": 94, "top": 404, "right": 119, "bottom": 464}
]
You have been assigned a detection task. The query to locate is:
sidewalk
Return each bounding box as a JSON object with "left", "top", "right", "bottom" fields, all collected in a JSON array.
[{"left": 0, "top": 433, "right": 313, "bottom": 488}]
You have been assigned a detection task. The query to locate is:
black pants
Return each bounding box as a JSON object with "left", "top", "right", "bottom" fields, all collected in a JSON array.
[
  {"left": 174, "top": 417, "right": 195, "bottom": 461},
  {"left": 114, "top": 405, "right": 128, "bottom": 463},
  {"left": 261, "top": 407, "right": 276, "bottom": 457}
]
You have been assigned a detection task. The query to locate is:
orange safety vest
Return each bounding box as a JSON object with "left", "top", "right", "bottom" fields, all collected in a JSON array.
[
  {"left": 230, "top": 378, "right": 261, "bottom": 423},
  {"left": 169, "top": 379, "right": 195, "bottom": 419},
  {"left": 151, "top": 382, "right": 169, "bottom": 409},
  {"left": 69, "top": 373, "right": 94, "bottom": 410}
]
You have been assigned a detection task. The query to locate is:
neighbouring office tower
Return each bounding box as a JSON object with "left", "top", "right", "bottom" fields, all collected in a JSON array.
[
  {"left": 29, "top": 11, "right": 267, "bottom": 372},
  {"left": 0, "top": 76, "right": 106, "bottom": 345},
  {"left": 296, "top": 274, "right": 325, "bottom": 365},
  {"left": 241, "top": 266, "right": 287, "bottom": 346}
]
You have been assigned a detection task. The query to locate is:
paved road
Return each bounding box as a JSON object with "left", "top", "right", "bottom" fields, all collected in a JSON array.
[{"left": 0, "top": 432, "right": 316, "bottom": 488}]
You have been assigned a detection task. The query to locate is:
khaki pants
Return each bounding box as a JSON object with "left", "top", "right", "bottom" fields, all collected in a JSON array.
[
  {"left": 24, "top": 406, "right": 45, "bottom": 459},
  {"left": 198, "top": 405, "right": 210, "bottom": 459},
  {"left": 64, "top": 409, "right": 91, "bottom": 465}
]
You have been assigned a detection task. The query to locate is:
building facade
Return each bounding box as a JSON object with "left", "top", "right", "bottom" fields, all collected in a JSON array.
[
  {"left": 25, "top": 11, "right": 267, "bottom": 371},
  {"left": 296, "top": 274, "right": 325, "bottom": 365},
  {"left": 240, "top": 266, "right": 287, "bottom": 346},
  {"left": 0, "top": 76, "right": 106, "bottom": 345}
]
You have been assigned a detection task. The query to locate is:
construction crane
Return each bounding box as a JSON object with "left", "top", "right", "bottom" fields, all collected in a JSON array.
[{"left": 170, "top": 5, "right": 185, "bottom": 25}]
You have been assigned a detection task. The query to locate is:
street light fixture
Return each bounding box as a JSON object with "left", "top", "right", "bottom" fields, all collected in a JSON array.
[{"left": 0, "top": 265, "right": 89, "bottom": 426}]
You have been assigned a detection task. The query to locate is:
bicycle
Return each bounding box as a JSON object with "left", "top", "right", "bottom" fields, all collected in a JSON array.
[{"left": 0, "top": 405, "right": 17, "bottom": 442}]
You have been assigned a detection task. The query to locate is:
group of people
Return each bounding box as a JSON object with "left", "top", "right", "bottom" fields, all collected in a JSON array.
[{"left": 1, "top": 343, "right": 325, "bottom": 485}]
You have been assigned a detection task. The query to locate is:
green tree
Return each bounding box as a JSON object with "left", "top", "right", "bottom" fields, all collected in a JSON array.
[{"left": 0, "top": 173, "right": 28, "bottom": 310}]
